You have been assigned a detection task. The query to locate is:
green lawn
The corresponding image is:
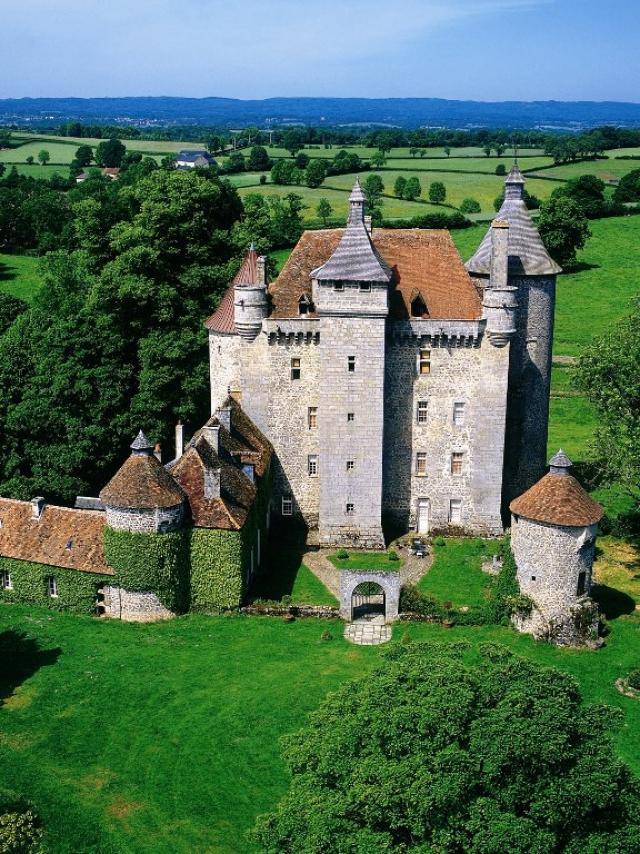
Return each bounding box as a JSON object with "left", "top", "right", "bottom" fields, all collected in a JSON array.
[
  {"left": 0, "top": 163, "right": 68, "bottom": 179},
  {"left": 0, "top": 140, "right": 82, "bottom": 164},
  {"left": 249, "top": 548, "right": 337, "bottom": 606},
  {"left": 417, "top": 538, "right": 500, "bottom": 609},
  {"left": 383, "top": 156, "right": 553, "bottom": 174},
  {"left": 328, "top": 551, "right": 403, "bottom": 571},
  {"left": 529, "top": 158, "right": 637, "bottom": 182},
  {"left": 0, "top": 253, "right": 43, "bottom": 302}
]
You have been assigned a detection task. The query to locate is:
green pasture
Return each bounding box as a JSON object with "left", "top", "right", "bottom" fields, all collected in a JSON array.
[
  {"left": 383, "top": 155, "right": 553, "bottom": 173},
  {"left": 261, "top": 145, "right": 545, "bottom": 160},
  {"left": 11, "top": 132, "right": 200, "bottom": 155},
  {"left": 0, "top": 141, "right": 82, "bottom": 164},
  {"left": 417, "top": 538, "right": 500, "bottom": 609},
  {"left": 529, "top": 157, "right": 635, "bottom": 181},
  {"left": 0, "top": 253, "right": 43, "bottom": 302},
  {"left": 608, "top": 147, "right": 640, "bottom": 158},
  {"left": 224, "top": 171, "right": 271, "bottom": 188},
  {"left": 328, "top": 551, "right": 404, "bottom": 571},
  {"left": 0, "top": 163, "right": 67, "bottom": 179}
]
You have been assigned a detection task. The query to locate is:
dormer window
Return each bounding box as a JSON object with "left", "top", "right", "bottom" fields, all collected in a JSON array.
[
  {"left": 298, "top": 295, "right": 313, "bottom": 315},
  {"left": 242, "top": 463, "right": 255, "bottom": 483},
  {"left": 411, "top": 293, "right": 428, "bottom": 318}
]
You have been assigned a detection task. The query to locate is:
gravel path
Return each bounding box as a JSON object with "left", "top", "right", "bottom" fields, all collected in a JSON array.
[{"left": 302, "top": 550, "right": 341, "bottom": 598}]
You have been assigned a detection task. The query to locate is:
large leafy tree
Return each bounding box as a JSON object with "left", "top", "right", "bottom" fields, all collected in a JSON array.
[
  {"left": 537, "top": 195, "right": 590, "bottom": 266},
  {"left": 253, "top": 643, "right": 640, "bottom": 853},
  {"left": 95, "top": 137, "right": 126, "bottom": 168}
]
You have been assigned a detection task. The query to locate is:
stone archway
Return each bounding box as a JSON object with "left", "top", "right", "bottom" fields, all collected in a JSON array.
[{"left": 339, "top": 570, "right": 400, "bottom": 624}]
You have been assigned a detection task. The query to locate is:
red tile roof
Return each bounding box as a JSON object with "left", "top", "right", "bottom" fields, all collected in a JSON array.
[
  {"left": 0, "top": 499, "right": 114, "bottom": 575},
  {"left": 205, "top": 247, "right": 259, "bottom": 333},
  {"left": 510, "top": 474, "right": 603, "bottom": 527},
  {"left": 99, "top": 452, "right": 186, "bottom": 510}
]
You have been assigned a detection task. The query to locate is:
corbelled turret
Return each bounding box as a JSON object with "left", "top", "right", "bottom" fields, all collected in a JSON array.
[{"left": 233, "top": 243, "right": 269, "bottom": 342}]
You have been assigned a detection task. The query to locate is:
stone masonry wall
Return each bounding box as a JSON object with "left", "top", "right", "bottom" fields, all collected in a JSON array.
[
  {"left": 383, "top": 328, "right": 509, "bottom": 535},
  {"left": 104, "top": 504, "right": 184, "bottom": 534},
  {"left": 339, "top": 570, "right": 401, "bottom": 622},
  {"left": 100, "top": 585, "right": 174, "bottom": 622},
  {"left": 209, "top": 331, "right": 243, "bottom": 413}
]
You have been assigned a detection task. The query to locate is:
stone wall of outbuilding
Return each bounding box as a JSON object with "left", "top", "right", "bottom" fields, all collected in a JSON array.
[
  {"left": 104, "top": 504, "right": 184, "bottom": 534},
  {"left": 339, "top": 570, "right": 401, "bottom": 622},
  {"left": 100, "top": 585, "right": 174, "bottom": 622}
]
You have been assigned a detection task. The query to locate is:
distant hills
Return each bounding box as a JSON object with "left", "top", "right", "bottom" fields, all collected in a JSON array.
[{"left": 2, "top": 96, "right": 640, "bottom": 129}]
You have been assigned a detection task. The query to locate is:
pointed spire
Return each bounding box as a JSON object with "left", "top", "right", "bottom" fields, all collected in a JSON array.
[
  {"left": 347, "top": 177, "right": 366, "bottom": 227},
  {"left": 130, "top": 430, "right": 153, "bottom": 455},
  {"left": 549, "top": 449, "right": 572, "bottom": 476},
  {"left": 505, "top": 163, "right": 525, "bottom": 200}
]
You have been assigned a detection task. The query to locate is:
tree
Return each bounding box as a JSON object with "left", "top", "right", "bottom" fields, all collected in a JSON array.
[
  {"left": 224, "top": 152, "right": 246, "bottom": 174},
  {"left": 575, "top": 302, "right": 640, "bottom": 502},
  {"left": 404, "top": 176, "right": 422, "bottom": 201},
  {"left": 614, "top": 168, "right": 640, "bottom": 204},
  {"left": 74, "top": 145, "right": 93, "bottom": 168},
  {"left": 95, "top": 138, "right": 126, "bottom": 168},
  {"left": 25, "top": 155, "right": 34, "bottom": 165},
  {"left": 0, "top": 292, "right": 27, "bottom": 336},
  {"left": 428, "top": 180, "right": 446, "bottom": 204},
  {"left": 495, "top": 143, "right": 506, "bottom": 156},
  {"left": 37, "top": 149, "right": 50, "bottom": 166},
  {"left": 444, "top": 146, "right": 451, "bottom": 157},
  {"left": 267, "top": 193, "right": 305, "bottom": 247},
  {"left": 370, "top": 151, "right": 386, "bottom": 169},
  {"left": 305, "top": 159, "right": 326, "bottom": 189},
  {"left": 551, "top": 174, "right": 608, "bottom": 219},
  {"left": 460, "top": 197, "right": 481, "bottom": 214},
  {"left": 160, "top": 154, "right": 176, "bottom": 170},
  {"left": 248, "top": 146, "right": 272, "bottom": 172},
  {"left": 271, "top": 159, "right": 302, "bottom": 186},
  {"left": 294, "top": 152, "right": 310, "bottom": 170},
  {"left": 206, "top": 135, "right": 222, "bottom": 154},
  {"left": 316, "top": 198, "right": 333, "bottom": 226},
  {"left": 495, "top": 163, "right": 506, "bottom": 175},
  {"left": 537, "top": 195, "right": 590, "bottom": 266},
  {"left": 363, "top": 174, "right": 384, "bottom": 209},
  {"left": 282, "top": 129, "right": 306, "bottom": 157},
  {"left": 253, "top": 643, "right": 640, "bottom": 853},
  {"left": 393, "top": 176, "right": 407, "bottom": 198},
  {"left": 483, "top": 144, "right": 492, "bottom": 157}
]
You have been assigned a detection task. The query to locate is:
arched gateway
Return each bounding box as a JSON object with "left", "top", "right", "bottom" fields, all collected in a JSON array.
[{"left": 339, "top": 570, "right": 400, "bottom": 624}]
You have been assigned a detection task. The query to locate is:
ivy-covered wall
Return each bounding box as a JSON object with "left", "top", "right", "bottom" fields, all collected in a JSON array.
[
  {"left": 103, "top": 528, "right": 190, "bottom": 613},
  {"left": 0, "top": 557, "right": 111, "bottom": 615},
  {"left": 189, "top": 527, "right": 244, "bottom": 610}
]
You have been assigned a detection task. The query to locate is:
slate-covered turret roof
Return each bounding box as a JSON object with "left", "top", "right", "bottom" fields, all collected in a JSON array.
[
  {"left": 204, "top": 245, "right": 260, "bottom": 334},
  {"left": 510, "top": 450, "right": 603, "bottom": 527},
  {"left": 466, "top": 164, "right": 562, "bottom": 277},
  {"left": 311, "top": 179, "right": 392, "bottom": 283},
  {"left": 99, "top": 432, "right": 186, "bottom": 510}
]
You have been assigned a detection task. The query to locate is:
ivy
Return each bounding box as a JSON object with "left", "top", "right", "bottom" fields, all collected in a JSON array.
[
  {"left": 484, "top": 541, "right": 521, "bottom": 625},
  {"left": 0, "top": 557, "right": 110, "bottom": 615},
  {"left": 189, "top": 528, "right": 245, "bottom": 611}
]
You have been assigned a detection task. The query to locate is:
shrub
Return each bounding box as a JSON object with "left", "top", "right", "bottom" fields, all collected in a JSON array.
[
  {"left": 460, "top": 197, "right": 481, "bottom": 214},
  {"left": 434, "top": 536, "right": 446, "bottom": 547},
  {"left": 400, "top": 630, "right": 412, "bottom": 644},
  {"left": 399, "top": 584, "right": 440, "bottom": 617},
  {"left": 484, "top": 542, "right": 521, "bottom": 625},
  {"left": 628, "top": 669, "right": 640, "bottom": 690},
  {"left": 321, "top": 629, "right": 333, "bottom": 642},
  {"left": 336, "top": 548, "right": 349, "bottom": 560},
  {"left": 259, "top": 174, "right": 267, "bottom": 185},
  {"left": 387, "top": 549, "right": 399, "bottom": 562},
  {"left": 495, "top": 163, "right": 507, "bottom": 175}
]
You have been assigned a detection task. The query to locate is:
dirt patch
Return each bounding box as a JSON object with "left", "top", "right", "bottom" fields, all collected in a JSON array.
[
  {"left": 82, "top": 769, "right": 118, "bottom": 793},
  {"left": 3, "top": 684, "right": 37, "bottom": 711},
  {"left": 106, "top": 796, "right": 145, "bottom": 820}
]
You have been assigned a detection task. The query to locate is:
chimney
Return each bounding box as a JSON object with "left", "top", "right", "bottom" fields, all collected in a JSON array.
[
  {"left": 364, "top": 215, "right": 373, "bottom": 234},
  {"left": 202, "top": 424, "right": 220, "bottom": 454},
  {"left": 256, "top": 255, "right": 267, "bottom": 286},
  {"left": 175, "top": 420, "right": 184, "bottom": 460},
  {"left": 203, "top": 466, "right": 221, "bottom": 499},
  {"left": 217, "top": 407, "right": 232, "bottom": 432},
  {"left": 489, "top": 220, "right": 509, "bottom": 290},
  {"left": 31, "top": 497, "right": 45, "bottom": 520},
  {"left": 154, "top": 443, "right": 162, "bottom": 463}
]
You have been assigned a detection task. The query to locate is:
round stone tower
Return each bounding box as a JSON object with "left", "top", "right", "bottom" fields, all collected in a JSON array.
[
  {"left": 466, "top": 165, "right": 562, "bottom": 521},
  {"left": 233, "top": 244, "right": 269, "bottom": 342},
  {"left": 509, "top": 449, "right": 604, "bottom": 646}
]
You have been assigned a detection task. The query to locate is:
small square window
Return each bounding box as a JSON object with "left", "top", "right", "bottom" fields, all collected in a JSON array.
[
  {"left": 1, "top": 571, "right": 12, "bottom": 591},
  {"left": 449, "top": 499, "right": 462, "bottom": 524},
  {"left": 346, "top": 503, "right": 355, "bottom": 515},
  {"left": 417, "top": 400, "right": 428, "bottom": 424},
  {"left": 282, "top": 496, "right": 293, "bottom": 516},
  {"left": 347, "top": 412, "right": 355, "bottom": 422},
  {"left": 308, "top": 455, "right": 318, "bottom": 477},
  {"left": 453, "top": 402, "right": 465, "bottom": 426},
  {"left": 347, "top": 356, "right": 356, "bottom": 373},
  {"left": 451, "top": 452, "right": 464, "bottom": 476},
  {"left": 46, "top": 575, "right": 58, "bottom": 598},
  {"left": 419, "top": 349, "right": 431, "bottom": 375},
  {"left": 416, "top": 452, "right": 427, "bottom": 476},
  {"left": 531, "top": 575, "right": 537, "bottom": 582},
  {"left": 333, "top": 282, "right": 344, "bottom": 292},
  {"left": 308, "top": 406, "right": 317, "bottom": 429},
  {"left": 291, "top": 358, "right": 301, "bottom": 381},
  {"left": 346, "top": 460, "right": 355, "bottom": 471},
  {"left": 359, "top": 283, "right": 371, "bottom": 292}
]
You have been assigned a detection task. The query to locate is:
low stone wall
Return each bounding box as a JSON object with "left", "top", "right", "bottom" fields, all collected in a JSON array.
[
  {"left": 240, "top": 605, "right": 339, "bottom": 619},
  {"left": 512, "top": 596, "right": 600, "bottom": 647},
  {"left": 100, "top": 585, "right": 174, "bottom": 622}
]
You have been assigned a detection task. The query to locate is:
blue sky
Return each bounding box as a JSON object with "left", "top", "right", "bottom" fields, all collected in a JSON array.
[{"left": 1, "top": 0, "right": 638, "bottom": 101}]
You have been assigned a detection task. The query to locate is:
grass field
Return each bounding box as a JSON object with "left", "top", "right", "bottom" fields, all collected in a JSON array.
[
  {"left": 260, "top": 145, "right": 545, "bottom": 160},
  {"left": 10, "top": 133, "right": 200, "bottom": 155},
  {"left": 328, "top": 551, "right": 404, "bottom": 571},
  {"left": 383, "top": 156, "right": 553, "bottom": 174},
  {"left": 417, "top": 538, "right": 500, "bottom": 608},
  {"left": 0, "top": 253, "right": 43, "bottom": 302},
  {"left": 529, "top": 157, "right": 637, "bottom": 182}
]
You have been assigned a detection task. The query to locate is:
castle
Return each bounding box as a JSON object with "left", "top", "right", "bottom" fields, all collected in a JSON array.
[{"left": 0, "top": 166, "right": 603, "bottom": 643}]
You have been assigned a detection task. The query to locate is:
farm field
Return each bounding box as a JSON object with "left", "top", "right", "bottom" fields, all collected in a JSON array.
[
  {"left": 0, "top": 140, "right": 83, "bottom": 163},
  {"left": 529, "top": 157, "right": 636, "bottom": 181},
  {"left": 0, "top": 163, "right": 68, "bottom": 178},
  {"left": 383, "top": 155, "right": 553, "bottom": 173},
  {"left": 0, "top": 253, "right": 43, "bottom": 302},
  {"left": 10, "top": 132, "right": 202, "bottom": 154},
  {"left": 261, "top": 145, "right": 545, "bottom": 160}
]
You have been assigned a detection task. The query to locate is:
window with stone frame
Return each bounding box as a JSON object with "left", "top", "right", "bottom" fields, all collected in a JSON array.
[
  {"left": 416, "top": 452, "right": 427, "bottom": 476},
  {"left": 308, "top": 406, "right": 318, "bottom": 429},
  {"left": 453, "top": 401, "right": 465, "bottom": 426},
  {"left": 347, "top": 412, "right": 355, "bottom": 422},
  {"left": 359, "top": 282, "right": 371, "bottom": 292},
  {"left": 348, "top": 355, "right": 356, "bottom": 373},
  {"left": 451, "top": 452, "right": 464, "bottom": 476},
  {"left": 449, "top": 499, "right": 462, "bottom": 524},
  {"left": 577, "top": 571, "right": 587, "bottom": 596},
  {"left": 418, "top": 349, "right": 431, "bottom": 375},
  {"left": 333, "top": 282, "right": 344, "bottom": 291},
  {"left": 308, "top": 455, "right": 318, "bottom": 477},
  {"left": 346, "top": 503, "right": 355, "bottom": 515},
  {"left": 298, "top": 295, "right": 313, "bottom": 315},
  {"left": 290, "top": 357, "right": 301, "bottom": 381},
  {"left": 346, "top": 460, "right": 355, "bottom": 471},
  {"left": 281, "top": 496, "right": 293, "bottom": 516},
  {"left": 417, "top": 400, "right": 428, "bottom": 424},
  {"left": 1, "top": 571, "right": 12, "bottom": 590},
  {"left": 46, "top": 575, "right": 58, "bottom": 597}
]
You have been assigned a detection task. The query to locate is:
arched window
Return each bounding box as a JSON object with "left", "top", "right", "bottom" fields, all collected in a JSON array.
[{"left": 411, "top": 292, "right": 428, "bottom": 318}]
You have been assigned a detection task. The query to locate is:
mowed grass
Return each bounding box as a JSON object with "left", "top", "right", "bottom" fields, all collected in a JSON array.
[
  {"left": 0, "top": 141, "right": 83, "bottom": 164},
  {"left": 383, "top": 156, "right": 553, "bottom": 174},
  {"left": 10, "top": 133, "right": 201, "bottom": 155},
  {"left": 0, "top": 253, "right": 43, "bottom": 302},
  {"left": 417, "top": 538, "right": 500, "bottom": 609},
  {"left": 250, "top": 556, "right": 338, "bottom": 606},
  {"left": 529, "top": 157, "right": 637, "bottom": 182},
  {"left": 328, "top": 551, "right": 404, "bottom": 571},
  {"left": 0, "top": 163, "right": 68, "bottom": 179}
]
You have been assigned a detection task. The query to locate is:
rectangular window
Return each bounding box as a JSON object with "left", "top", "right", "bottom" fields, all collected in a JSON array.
[
  {"left": 46, "top": 575, "right": 58, "bottom": 598},
  {"left": 419, "top": 349, "right": 431, "bottom": 375},
  {"left": 1, "top": 571, "right": 12, "bottom": 590},
  {"left": 453, "top": 402, "right": 465, "bottom": 426},
  {"left": 347, "top": 412, "right": 355, "bottom": 422},
  {"left": 290, "top": 358, "right": 301, "bottom": 381},
  {"left": 417, "top": 400, "right": 428, "bottom": 424},
  {"left": 451, "top": 452, "right": 464, "bottom": 476},
  {"left": 308, "top": 455, "right": 318, "bottom": 477},
  {"left": 346, "top": 503, "right": 355, "bottom": 515},
  {"left": 449, "top": 499, "right": 462, "bottom": 524},
  {"left": 577, "top": 571, "right": 586, "bottom": 596},
  {"left": 333, "top": 282, "right": 344, "bottom": 292},
  {"left": 346, "top": 460, "right": 355, "bottom": 471},
  {"left": 416, "top": 452, "right": 427, "bottom": 476},
  {"left": 347, "top": 356, "right": 356, "bottom": 373},
  {"left": 281, "top": 496, "right": 293, "bottom": 516},
  {"left": 359, "top": 283, "right": 371, "bottom": 292},
  {"left": 308, "top": 406, "right": 317, "bottom": 429}
]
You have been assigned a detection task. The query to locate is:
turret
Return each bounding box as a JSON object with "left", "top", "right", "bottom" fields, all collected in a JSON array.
[
  {"left": 483, "top": 220, "right": 517, "bottom": 347},
  {"left": 234, "top": 243, "right": 269, "bottom": 342},
  {"left": 509, "top": 450, "right": 603, "bottom": 646}
]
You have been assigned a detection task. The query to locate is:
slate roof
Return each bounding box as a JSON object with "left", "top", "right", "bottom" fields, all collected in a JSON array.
[
  {"left": 176, "top": 150, "right": 216, "bottom": 164},
  {"left": 465, "top": 164, "right": 561, "bottom": 277},
  {"left": 99, "top": 443, "right": 186, "bottom": 510},
  {"left": 204, "top": 246, "right": 259, "bottom": 334},
  {"left": 510, "top": 451, "right": 603, "bottom": 527},
  {"left": 0, "top": 499, "right": 114, "bottom": 575},
  {"left": 270, "top": 228, "right": 482, "bottom": 321}
]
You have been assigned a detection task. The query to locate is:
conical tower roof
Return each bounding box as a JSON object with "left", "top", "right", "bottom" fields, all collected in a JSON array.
[
  {"left": 100, "top": 433, "right": 186, "bottom": 510},
  {"left": 509, "top": 450, "right": 603, "bottom": 527},
  {"left": 466, "top": 164, "right": 561, "bottom": 277},
  {"left": 311, "top": 179, "right": 392, "bottom": 283}
]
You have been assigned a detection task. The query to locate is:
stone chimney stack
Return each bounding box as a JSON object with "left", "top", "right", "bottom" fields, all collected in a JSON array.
[
  {"left": 483, "top": 220, "right": 517, "bottom": 348},
  {"left": 153, "top": 443, "right": 162, "bottom": 463},
  {"left": 203, "top": 466, "right": 221, "bottom": 499},
  {"left": 489, "top": 219, "right": 509, "bottom": 290},
  {"left": 201, "top": 424, "right": 220, "bottom": 454},
  {"left": 175, "top": 421, "right": 184, "bottom": 460},
  {"left": 31, "top": 497, "right": 45, "bottom": 520},
  {"left": 256, "top": 255, "right": 267, "bottom": 286},
  {"left": 217, "top": 407, "right": 232, "bottom": 432}
]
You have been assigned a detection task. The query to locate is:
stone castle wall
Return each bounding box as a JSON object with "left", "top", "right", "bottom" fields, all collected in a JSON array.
[
  {"left": 100, "top": 585, "right": 174, "bottom": 622},
  {"left": 104, "top": 504, "right": 184, "bottom": 534}
]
